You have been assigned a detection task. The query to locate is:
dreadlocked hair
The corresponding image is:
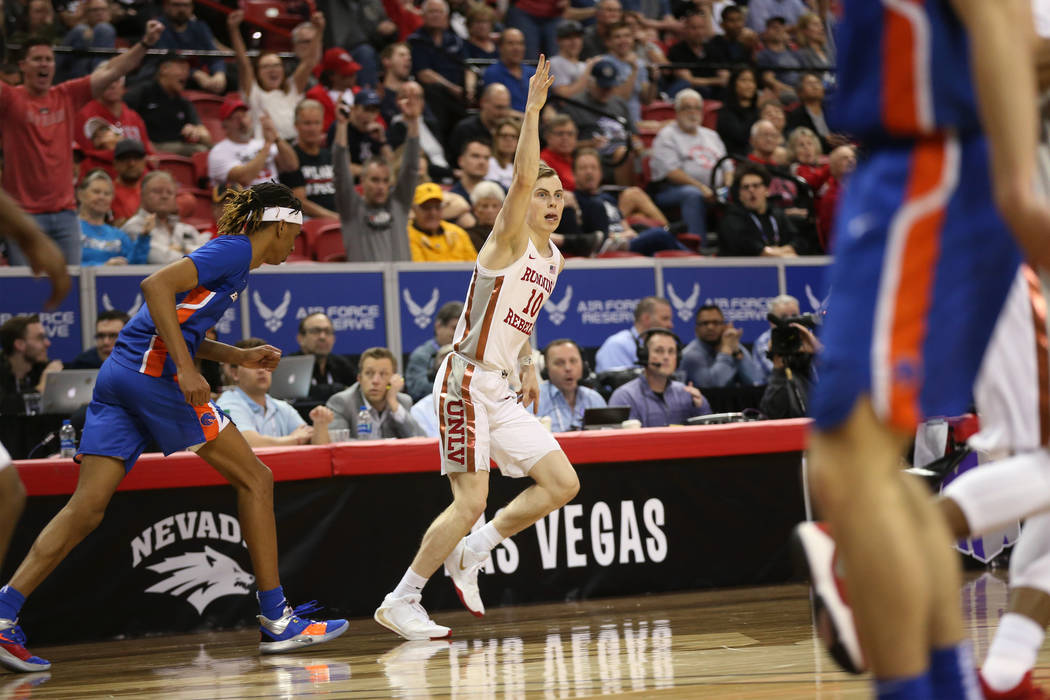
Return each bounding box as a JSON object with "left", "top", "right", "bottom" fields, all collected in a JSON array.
[{"left": 216, "top": 182, "right": 302, "bottom": 236}]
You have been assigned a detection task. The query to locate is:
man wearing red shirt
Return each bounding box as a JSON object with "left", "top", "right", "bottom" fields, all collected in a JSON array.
[
  {"left": 539, "top": 114, "right": 577, "bottom": 191},
  {"left": 0, "top": 21, "right": 164, "bottom": 266},
  {"left": 75, "top": 76, "right": 154, "bottom": 178}
]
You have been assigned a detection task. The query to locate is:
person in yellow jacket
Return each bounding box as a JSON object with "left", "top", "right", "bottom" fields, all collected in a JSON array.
[{"left": 408, "top": 183, "right": 478, "bottom": 262}]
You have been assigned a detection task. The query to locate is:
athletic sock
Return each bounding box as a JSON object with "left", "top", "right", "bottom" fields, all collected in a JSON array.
[
  {"left": 930, "top": 640, "right": 980, "bottom": 699},
  {"left": 0, "top": 585, "right": 25, "bottom": 623},
  {"left": 875, "top": 671, "right": 933, "bottom": 700},
  {"left": 257, "top": 586, "right": 287, "bottom": 621},
  {"left": 392, "top": 568, "right": 428, "bottom": 599},
  {"left": 982, "top": 613, "right": 1045, "bottom": 692},
  {"left": 465, "top": 522, "right": 504, "bottom": 554}
]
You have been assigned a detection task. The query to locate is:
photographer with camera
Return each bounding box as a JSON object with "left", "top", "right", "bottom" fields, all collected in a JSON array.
[{"left": 759, "top": 312, "right": 821, "bottom": 419}]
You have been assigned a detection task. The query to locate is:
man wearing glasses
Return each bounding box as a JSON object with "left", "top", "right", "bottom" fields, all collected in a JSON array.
[
  {"left": 681, "top": 304, "right": 763, "bottom": 388},
  {"left": 291, "top": 313, "right": 357, "bottom": 401},
  {"left": 68, "top": 310, "right": 129, "bottom": 370}
]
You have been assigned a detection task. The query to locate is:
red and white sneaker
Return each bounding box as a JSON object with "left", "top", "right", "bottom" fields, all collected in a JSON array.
[
  {"left": 793, "top": 522, "right": 867, "bottom": 674},
  {"left": 980, "top": 671, "right": 1049, "bottom": 699},
  {"left": 444, "top": 538, "right": 486, "bottom": 617}
]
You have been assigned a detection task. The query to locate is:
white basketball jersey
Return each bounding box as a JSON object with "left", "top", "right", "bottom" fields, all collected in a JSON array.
[{"left": 452, "top": 237, "right": 562, "bottom": 384}]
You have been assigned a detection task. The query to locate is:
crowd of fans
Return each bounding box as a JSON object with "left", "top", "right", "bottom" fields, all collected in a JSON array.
[{"left": 0, "top": 0, "right": 852, "bottom": 269}]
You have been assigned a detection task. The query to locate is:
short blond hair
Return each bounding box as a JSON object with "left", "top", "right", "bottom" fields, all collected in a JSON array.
[{"left": 537, "top": 161, "right": 557, "bottom": 180}]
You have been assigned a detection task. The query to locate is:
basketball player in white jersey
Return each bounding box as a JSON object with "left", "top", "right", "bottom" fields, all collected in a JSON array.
[{"left": 374, "top": 57, "right": 581, "bottom": 641}]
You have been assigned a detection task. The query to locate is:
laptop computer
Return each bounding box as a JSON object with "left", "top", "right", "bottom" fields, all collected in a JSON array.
[
  {"left": 582, "top": 406, "right": 631, "bottom": 430},
  {"left": 42, "top": 369, "right": 98, "bottom": 414},
  {"left": 269, "top": 355, "right": 315, "bottom": 401}
]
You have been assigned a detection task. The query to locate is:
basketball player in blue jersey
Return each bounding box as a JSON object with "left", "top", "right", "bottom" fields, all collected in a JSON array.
[
  {"left": 0, "top": 183, "right": 347, "bottom": 673},
  {"left": 794, "top": 2, "right": 1050, "bottom": 698}
]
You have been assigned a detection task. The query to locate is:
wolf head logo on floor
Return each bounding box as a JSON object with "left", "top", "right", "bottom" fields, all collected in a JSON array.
[
  {"left": 145, "top": 546, "right": 255, "bottom": 614},
  {"left": 667, "top": 283, "right": 700, "bottom": 322},
  {"left": 101, "top": 292, "right": 143, "bottom": 316},
  {"left": 253, "top": 290, "right": 292, "bottom": 333},
  {"left": 545, "top": 286, "right": 572, "bottom": 325},
  {"left": 403, "top": 288, "right": 440, "bottom": 329}
]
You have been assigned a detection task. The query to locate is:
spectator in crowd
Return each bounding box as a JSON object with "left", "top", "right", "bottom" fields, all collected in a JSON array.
[
  {"left": 759, "top": 316, "right": 820, "bottom": 419},
  {"left": 325, "top": 0, "right": 397, "bottom": 89},
  {"left": 759, "top": 98, "right": 788, "bottom": 137},
  {"left": 745, "top": 0, "right": 809, "bottom": 33},
  {"left": 333, "top": 94, "right": 419, "bottom": 262},
  {"left": 152, "top": 0, "right": 226, "bottom": 94},
  {"left": 304, "top": 47, "right": 361, "bottom": 131},
  {"left": 488, "top": 118, "right": 520, "bottom": 190},
  {"left": 227, "top": 9, "right": 323, "bottom": 142},
  {"left": 666, "top": 8, "right": 725, "bottom": 98},
  {"left": 0, "top": 314, "right": 62, "bottom": 415},
  {"left": 451, "top": 138, "right": 493, "bottom": 205},
  {"left": 787, "top": 125, "right": 829, "bottom": 191},
  {"left": 602, "top": 20, "right": 654, "bottom": 124},
  {"left": 332, "top": 89, "right": 391, "bottom": 176},
  {"left": 8, "top": 0, "right": 61, "bottom": 46},
  {"left": 0, "top": 22, "right": 164, "bottom": 266},
  {"left": 718, "top": 163, "right": 806, "bottom": 257},
  {"left": 110, "top": 139, "right": 148, "bottom": 226},
  {"left": 595, "top": 296, "right": 672, "bottom": 372},
  {"left": 76, "top": 76, "right": 154, "bottom": 178},
  {"left": 408, "top": 0, "right": 470, "bottom": 141},
  {"left": 464, "top": 4, "right": 498, "bottom": 60},
  {"left": 79, "top": 117, "right": 122, "bottom": 176},
  {"left": 504, "top": 0, "right": 562, "bottom": 59},
  {"left": 60, "top": 0, "right": 115, "bottom": 80},
  {"left": 122, "top": 171, "right": 207, "bottom": 264},
  {"left": 280, "top": 99, "right": 338, "bottom": 221},
  {"left": 756, "top": 16, "right": 801, "bottom": 99},
  {"left": 574, "top": 148, "right": 682, "bottom": 255},
  {"left": 560, "top": 59, "right": 636, "bottom": 185},
  {"left": 540, "top": 115, "right": 579, "bottom": 192},
  {"left": 817, "top": 144, "right": 857, "bottom": 252},
  {"left": 705, "top": 5, "right": 755, "bottom": 66},
  {"left": 409, "top": 343, "right": 454, "bottom": 438},
  {"left": 609, "top": 329, "right": 710, "bottom": 426},
  {"left": 77, "top": 170, "right": 148, "bottom": 266},
  {"left": 409, "top": 183, "right": 477, "bottom": 262},
  {"left": 793, "top": 13, "right": 835, "bottom": 85},
  {"left": 125, "top": 54, "right": 211, "bottom": 156},
  {"left": 405, "top": 301, "right": 462, "bottom": 401},
  {"left": 466, "top": 180, "right": 505, "bottom": 251},
  {"left": 748, "top": 118, "right": 788, "bottom": 166},
  {"left": 482, "top": 28, "right": 536, "bottom": 113},
  {"left": 717, "top": 65, "right": 761, "bottom": 157},
  {"left": 551, "top": 20, "right": 595, "bottom": 100},
  {"left": 753, "top": 294, "right": 800, "bottom": 382},
  {"left": 786, "top": 71, "right": 843, "bottom": 153},
  {"left": 379, "top": 42, "right": 414, "bottom": 126},
  {"left": 538, "top": 339, "right": 608, "bottom": 432},
  {"left": 649, "top": 89, "right": 727, "bottom": 237},
  {"left": 217, "top": 339, "right": 335, "bottom": 447},
  {"left": 681, "top": 304, "right": 763, "bottom": 387},
  {"left": 448, "top": 83, "right": 511, "bottom": 161},
  {"left": 326, "top": 347, "right": 425, "bottom": 439},
  {"left": 623, "top": 10, "right": 670, "bottom": 69},
  {"left": 581, "top": 0, "right": 622, "bottom": 59},
  {"left": 68, "top": 310, "right": 129, "bottom": 370},
  {"left": 208, "top": 98, "right": 298, "bottom": 188},
  {"left": 291, "top": 312, "right": 358, "bottom": 401},
  {"left": 388, "top": 80, "right": 450, "bottom": 182},
  {"left": 0, "top": 64, "right": 21, "bottom": 86}
]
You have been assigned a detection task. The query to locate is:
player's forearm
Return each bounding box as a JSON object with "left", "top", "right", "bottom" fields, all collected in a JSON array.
[
  {"left": 196, "top": 338, "right": 241, "bottom": 364},
  {"left": 511, "top": 104, "right": 542, "bottom": 189}
]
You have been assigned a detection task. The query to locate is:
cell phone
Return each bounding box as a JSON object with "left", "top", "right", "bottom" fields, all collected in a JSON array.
[{"left": 338, "top": 102, "right": 351, "bottom": 119}]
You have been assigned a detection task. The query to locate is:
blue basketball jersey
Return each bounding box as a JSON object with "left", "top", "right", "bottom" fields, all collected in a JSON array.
[
  {"left": 831, "top": 0, "right": 981, "bottom": 140},
  {"left": 109, "top": 235, "right": 253, "bottom": 378}
]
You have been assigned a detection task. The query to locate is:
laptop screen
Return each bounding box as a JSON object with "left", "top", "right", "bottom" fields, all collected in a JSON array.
[{"left": 582, "top": 406, "right": 630, "bottom": 429}]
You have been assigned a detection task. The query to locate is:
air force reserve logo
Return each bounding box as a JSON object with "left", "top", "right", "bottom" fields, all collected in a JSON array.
[
  {"left": 253, "top": 290, "right": 292, "bottom": 333},
  {"left": 403, "top": 288, "right": 440, "bottom": 329},
  {"left": 102, "top": 292, "right": 143, "bottom": 316},
  {"left": 805, "top": 284, "right": 831, "bottom": 315},
  {"left": 544, "top": 286, "right": 572, "bottom": 326},
  {"left": 667, "top": 282, "right": 700, "bottom": 322}
]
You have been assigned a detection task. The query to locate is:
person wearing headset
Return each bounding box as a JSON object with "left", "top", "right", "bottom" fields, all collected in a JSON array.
[
  {"left": 536, "top": 339, "right": 607, "bottom": 432},
  {"left": 609, "top": 329, "right": 710, "bottom": 427}
]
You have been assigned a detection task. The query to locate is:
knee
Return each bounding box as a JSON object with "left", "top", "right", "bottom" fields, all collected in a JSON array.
[
  {"left": 454, "top": 492, "right": 487, "bottom": 523},
  {"left": 552, "top": 469, "right": 580, "bottom": 506},
  {"left": 0, "top": 475, "right": 26, "bottom": 519},
  {"left": 66, "top": 497, "right": 108, "bottom": 535},
  {"left": 235, "top": 460, "right": 274, "bottom": 500},
  {"left": 806, "top": 453, "right": 855, "bottom": 518}
]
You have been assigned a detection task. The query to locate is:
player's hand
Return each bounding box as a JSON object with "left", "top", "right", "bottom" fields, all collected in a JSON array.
[
  {"left": 386, "top": 373, "right": 404, "bottom": 410},
  {"left": 20, "top": 232, "right": 71, "bottom": 310},
  {"left": 239, "top": 344, "right": 281, "bottom": 370},
  {"left": 309, "top": 404, "right": 334, "bottom": 427},
  {"left": 177, "top": 368, "right": 211, "bottom": 406},
  {"left": 685, "top": 381, "right": 706, "bottom": 408},
  {"left": 520, "top": 365, "right": 539, "bottom": 413},
  {"left": 525, "top": 54, "right": 554, "bottom": 114}
]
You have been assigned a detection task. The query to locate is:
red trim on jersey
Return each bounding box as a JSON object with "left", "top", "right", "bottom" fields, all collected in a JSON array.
[
  {"left": 176, "top": 286, "right": 213, "bottom": 323},
  {"left": 474, "top": 276, "right": 504, "bottom": 363},
  {"left": 143, "top": 336, "right": 169, "bottom": 377},
  {"left": 461, "top": 363, "right": 476, "bottom": 472},
  {"left": 882, "top": 3, "right": 919, "bottom": 134},
  {"left": 437, "top": 356, "right": 454, "bottom": 461},
  {"left": 1024, "top": 266, "right": 1050, "bottom": 446}
]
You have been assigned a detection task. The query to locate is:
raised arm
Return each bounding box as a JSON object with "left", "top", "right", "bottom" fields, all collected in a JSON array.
[
  {"left": 90, "top": 20, "right": 164, "bottom": 97},
  {"left": 290, "top": 12, "right": 325, "bottom": 94},
  {"left": 332, "top": 108, "right": 363, "bottom": 220},
  {"left": 480, "top": 56, "right": 555, "bottom": 265},
  {"left": 226, "top": 10, "right": 255, "bottom": 96}
]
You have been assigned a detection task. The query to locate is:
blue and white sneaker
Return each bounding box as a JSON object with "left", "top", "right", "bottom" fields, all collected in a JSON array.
[
  {"left": 0, "top": 619, "right": 50, "bottom": 673},
  {"left": 258, "top": 602, "right": 348, "bottom": 654}
]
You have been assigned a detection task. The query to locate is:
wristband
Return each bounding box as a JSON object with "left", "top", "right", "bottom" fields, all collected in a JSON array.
[{"left": 137, "top": 39, "right": 155, "bottom": 50}]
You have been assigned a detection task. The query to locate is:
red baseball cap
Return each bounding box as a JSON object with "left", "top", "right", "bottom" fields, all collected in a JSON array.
[
  {"left": 219, "top": 97, "right": 248, "bottom": 121},
  {"left": 314, "top": 47, "right": 361, "bottom": 78}
]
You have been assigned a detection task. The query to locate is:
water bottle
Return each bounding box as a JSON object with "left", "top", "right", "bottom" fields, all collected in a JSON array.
[
  {"left": 59, "top": 420, "right": 76, "bottom": 458},
  {"left": 356, "top": 406, "right": 373, "bottom": 439}
]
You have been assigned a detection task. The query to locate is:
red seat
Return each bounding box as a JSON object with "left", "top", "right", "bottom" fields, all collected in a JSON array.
[
  {"left": 676, "top": 233, "right": 703, "bottom": 252},
  {"left": 654, "top": 249, "right": 701, "bottom": 257},
  {"left": 313, "top": 227, "right": 347, "bottom": 262},
  {"left": 703, "top": 100, "right": 722, "bottom": 130},
  {"left": 302, "top": 218, "right": 339, "bottom": 249},
  {"left": 192, "top": 151, "right": 210, "bottom": 188},
  {"left": 202, "top": 118, "right": 225, "bottom": 148},
  {"left": 641, "top": 100, "right": 674, "bottom": 122},
  {"left": 285, "top": 253, "right": 314, "bottom": 263},
  {"left": 154, "top": 154, "right": 196, "bottom": 189},
  {"left": 186, "top": 91, "right": 225, "bottom": 122},
  {"left": 178, "top": 188, "right": 213, "bottom": 221},
  {"left": 598, "top": 250, "right": 644, "bottom": 258},
  {"left": 637, "top": 126, "right": 658, "bottom": 149}
]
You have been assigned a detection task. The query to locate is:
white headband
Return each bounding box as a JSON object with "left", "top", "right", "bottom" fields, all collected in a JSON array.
[{"left": 260, "top": 207, "right": 303, "bottom": 225}]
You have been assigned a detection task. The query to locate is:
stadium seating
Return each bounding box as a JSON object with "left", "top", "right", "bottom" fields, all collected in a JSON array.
[{"left": 155, "top": 154, "right": 197, "bottom": 189}]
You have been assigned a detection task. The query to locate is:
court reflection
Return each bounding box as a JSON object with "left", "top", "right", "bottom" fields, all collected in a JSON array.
[
  {"left": 0, "top": 671, "right": 49, "bottom": 699},
  {"left": 260, "top": 655, "right": 352, "bottom": 695}
]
